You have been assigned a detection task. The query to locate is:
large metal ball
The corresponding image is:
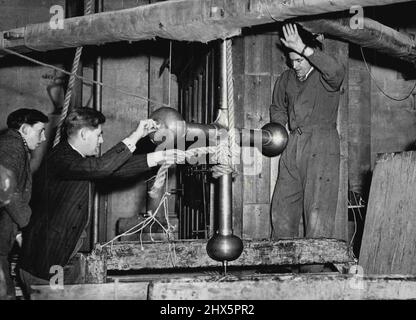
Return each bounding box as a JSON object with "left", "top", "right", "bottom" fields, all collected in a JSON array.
[
  {"left": 261, "top": 122, "right": 288, "bottom": 157},
  {"left": 148, "top": 107, "right": 186, "bottom": 145},
  {"left": 0, "top": 165, "right": 15, "bottom": 207},
  {"left": 206, "top": 233, "right": 244, "bottom": 262}
]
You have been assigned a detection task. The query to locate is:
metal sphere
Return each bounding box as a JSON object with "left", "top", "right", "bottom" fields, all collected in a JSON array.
[
  {"left": 148, "top": 107, "right": 186, "bottom": 145},
  {"left": 206, "top": 233, "right": 244, "bottom": 262},
  {"left": 261, "top": 122, "right": 288, "bottom": 157}
]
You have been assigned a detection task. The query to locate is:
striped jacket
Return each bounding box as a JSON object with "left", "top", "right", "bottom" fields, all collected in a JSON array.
[{"left": 20, "top": 139, "right": 150, "bottom": 279}]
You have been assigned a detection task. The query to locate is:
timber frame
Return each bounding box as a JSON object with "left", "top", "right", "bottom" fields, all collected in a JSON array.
[
  {"left": 0, "top": 0, "right": 415, "bottom": 65},
  {"left": 80, "top": 238, "right": 355, "bottom": 284}
]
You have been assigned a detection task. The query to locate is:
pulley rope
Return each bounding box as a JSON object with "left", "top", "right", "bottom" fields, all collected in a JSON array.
[
  {"left": 53, "top": 0, "right": 93, "bottom": 147},
  {"left": 148, "top": 145, "right": 226, "bottom": 198},
  {"left": 226, "top": 39, "right": 238, "bottom": 170}
]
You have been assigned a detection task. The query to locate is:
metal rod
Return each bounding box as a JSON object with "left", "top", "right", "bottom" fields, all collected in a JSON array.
[
  {"left": 186, "top": 123, "right": 271, "bottom": 146},
  {"left": 218, "top": 40, "right": 233, "bottom": 238},
  {"left": 209, "top": 182, "right": 215, "bottom": 237},
  {"left": 92, "top": 0, "right": 103, "bottom": 245}
]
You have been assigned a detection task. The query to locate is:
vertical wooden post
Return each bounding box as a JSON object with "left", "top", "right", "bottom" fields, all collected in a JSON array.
[{"left": 325, "top": 38, "right": 349, "bottom": 241}]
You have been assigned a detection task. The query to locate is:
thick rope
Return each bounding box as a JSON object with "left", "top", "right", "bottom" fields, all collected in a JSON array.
[
  {"left": 148, "top": 146, "right": 221, "bottom": 198},
  {"left": 53, "top": 0, "right": 93, "bottom": 147},
  {"left": 208, "top": 39, "right": 238, "bottom": 177},
  {"left": 226, "top": 39, "right": 238, "bottom": 167}
]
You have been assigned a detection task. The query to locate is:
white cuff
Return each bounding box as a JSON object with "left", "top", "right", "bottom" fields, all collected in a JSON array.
[
  {"left": 122, "top": 138, "right": 136, "bottom": 153},
  {"left": 146, "top": 152, "right": 160, "bottom": 167}
]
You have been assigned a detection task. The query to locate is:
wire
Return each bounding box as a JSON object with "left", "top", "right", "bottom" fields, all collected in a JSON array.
[
  {"left": 168, "top": 41, "right": 172, "bottom": 108},
  {"left": 0, "top": 47, "right": 171, "bottom": 108},
  {"left": 360, "top": 46, "right": 416, "bottom": 102}
]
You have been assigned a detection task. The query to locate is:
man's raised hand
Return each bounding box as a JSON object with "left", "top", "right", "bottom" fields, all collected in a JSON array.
[
  {"left": 280, "top": 23, "right": 305, "bottom": 54},
  {"left": 135, "top": 119, "right": 160, "bottom": 140}
]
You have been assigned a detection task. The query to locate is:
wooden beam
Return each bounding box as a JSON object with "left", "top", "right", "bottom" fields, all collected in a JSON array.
[
  {"left": 31, "top": 281, "right": 149, "bottom": 300},
  {"left": 360, "top": 151, "right": 416, "bottom": 275},
  {"left": 299, "top": 17, "right": 416, "bottom": 64},
  {"left": 87, "top": 239, "right": 353, "bottom": 273},
  {"left": 149, "top": 274, "right": 416, "bottom": 300},
  {"left": 31, "top": 274, "right": 416, "bottom": 300},
  {"left": 0, "top": 0, "right": 413, "bottom": 54}
]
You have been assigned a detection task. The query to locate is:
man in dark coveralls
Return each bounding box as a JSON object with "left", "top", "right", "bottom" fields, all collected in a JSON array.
[{"left": 270, "top": 24, "right": 345, "bottom": 240}]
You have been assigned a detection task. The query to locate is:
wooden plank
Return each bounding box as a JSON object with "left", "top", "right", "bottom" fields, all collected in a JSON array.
[
  {"left": 149, "top": 274, "right": 416, "bottom": 300},
  {"left": 1, "top": 0, "right": 415, "bottom": 64},
  {"left": 231, "top": 37, "right": 245, "bottom": 237},
  {"left": 30, "top": 273, "right": 416, "bottom": 300},
  {"left": 244, "top": 34, "right": 272, "bottom": 75},
  {"left": 31, "top": 281, "right": 149, "bottom": 300},
  {"left": 359, "top": 151, "right": 416, "bottom": 275},
  {"left": 348, "top": 46, "right": 371, "bottom": 194},
  {"left": 242, "top": 204, "right": 270, "bottom": 239},
  {"left": 300, "top": 17, "right": 416, "bottom": 64},
  {"left": 370, "top": 61, "right": 416, "bottom": 168},
  {"left": 325, "top": 39, "right": 349, "bottom": 241},
  {"left": 242, "top": 75, "right": 271, "bottom": 204},
  {"left": 88, "top": 238, "right": 353, "bottom": 272}
]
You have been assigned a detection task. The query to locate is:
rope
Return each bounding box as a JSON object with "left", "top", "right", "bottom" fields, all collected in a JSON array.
[
  {"left": 53, "top": 0, "right": 93, "bottom": 147},
  {"left": 148, "top": 146, "right": 220, "bottom": 198},
  {"left": 225, "top": 39, "right": 238, "bottom": 167},
  {"left": 207, "top": 39, "right": 238, "bottom": 178}
]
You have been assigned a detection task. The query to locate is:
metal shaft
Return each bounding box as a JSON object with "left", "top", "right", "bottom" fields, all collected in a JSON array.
[{"left": 218, "top": 39, "right": 233, "bottom": 238}]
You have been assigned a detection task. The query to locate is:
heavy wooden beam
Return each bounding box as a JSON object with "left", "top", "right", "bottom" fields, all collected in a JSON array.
[
  {"left": 88, "top": 239, "right": 353, "bottom": 273},
  {"left": 0, "top": 0, "right": 413, "bottom": 54},
  {"left": 299, "top": 17, "right": 416, "bottom": 64},
  {"left": 149, "top": 274, "right": 416, "bottom": 300},
  {"left": 30, "top": 274, "right": 416, "bottom": 300}
]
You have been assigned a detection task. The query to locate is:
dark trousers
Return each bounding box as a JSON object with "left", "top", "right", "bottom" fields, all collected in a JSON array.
[
  {"left": 0, "top": 212, "right": 18, "bottom": 300},
  {"left": 0, "top": 255, "right": 15, "bottom": 300},
  {"left": 270, "top": 127, "right": 340, "bottom": 239}
]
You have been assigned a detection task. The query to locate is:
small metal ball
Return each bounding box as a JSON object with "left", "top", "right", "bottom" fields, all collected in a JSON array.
[
  {"left": 148, "top": 107, "right": 186, "bottom": 145},
  {"left": 206, "top": 233, "right": 244, "bottom": 262}
]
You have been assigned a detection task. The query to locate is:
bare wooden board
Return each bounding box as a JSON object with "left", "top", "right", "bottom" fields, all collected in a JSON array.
[
  {"left": 149, "top": 274, "right": 416, "bottom": 300},
  {"left": 359, "top": 151, "right": 416, "bottom": 275},
  {"left": 88, "top": 238, "right": 353, "bottom": 272},
  {"left": 31, "top": 281, "right": 148, "bottom": 300},
  {"left": 30, "top": 273, "right": 416, "bottom": 300},
  {"left": 1, "top": 0, "right": 414, "bottom": 64}
]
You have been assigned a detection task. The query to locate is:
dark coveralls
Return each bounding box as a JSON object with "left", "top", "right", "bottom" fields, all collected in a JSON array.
[{"left": 270, "top": 49, "right": 345, "bottom": 239}]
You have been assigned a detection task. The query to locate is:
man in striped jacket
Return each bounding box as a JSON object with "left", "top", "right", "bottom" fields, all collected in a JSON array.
[{"left": 19, "top": 107, "right": 184, "bottom": 295}]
